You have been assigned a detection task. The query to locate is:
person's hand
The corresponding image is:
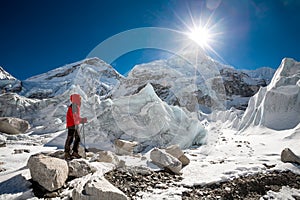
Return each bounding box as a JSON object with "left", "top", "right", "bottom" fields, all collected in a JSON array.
[{"left": 82, "top": 117, "right": 87, "bottom": 124}]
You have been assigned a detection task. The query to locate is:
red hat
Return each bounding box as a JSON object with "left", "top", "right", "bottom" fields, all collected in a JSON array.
[{"left": 70, "top": 94, "right": 81, "bottom": 106}]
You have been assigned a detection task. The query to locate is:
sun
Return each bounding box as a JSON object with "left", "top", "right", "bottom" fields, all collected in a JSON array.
[{"left": 187, "top": 26, "right": 211, "bottom": 48}]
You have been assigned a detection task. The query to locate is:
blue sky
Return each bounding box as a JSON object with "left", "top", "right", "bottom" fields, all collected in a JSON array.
[{"left": 0, "top": 0, "right": 299, "bottom": 80}]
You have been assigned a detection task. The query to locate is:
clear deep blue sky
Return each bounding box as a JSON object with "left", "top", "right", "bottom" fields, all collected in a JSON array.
[{"left": 0, "top": 0, "right": 299, "bottom": 80}]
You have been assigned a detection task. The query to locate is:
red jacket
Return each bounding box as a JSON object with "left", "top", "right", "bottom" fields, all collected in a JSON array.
[
  {"left": 66, "top": 94, "right": 86, "bottom": 128},
  {"left": 66, "top": 104, "right": 84, "bottom": 128}
]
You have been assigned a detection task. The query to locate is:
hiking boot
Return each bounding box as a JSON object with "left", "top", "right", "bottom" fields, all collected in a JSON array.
[
  {"left": 71, "top": 152, "right": 82, "bottom": 159},
  {"left": 64, "top": 152, "right": 72, "bottom": 160}
]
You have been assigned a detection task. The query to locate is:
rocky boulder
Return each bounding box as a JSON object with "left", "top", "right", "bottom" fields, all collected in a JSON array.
[
  {"left": 72, "top": 175, "right": 128, "bottom": 200},
  {"left": 150, "top": 148, "right": 182, "bottom": 174},
  {"left": 91, "top": 151, "right": 120, "bottom": 166},
  {"left": 165, "top": 144, "right": 190, "bottom": 166},
  {"left": 68, "top": 159, "right": 97, "bottom": 178},
  {"left": 115, "top": 139, "right": 138, "bottom": 155},
  {"left": 0, "top": 117, "right": 30, "bottom": 134},
  {"left": 281, "top": 148, "right": 300, "bottom": 165},
  {"left": 27, "top": 153, "right": 68, "bottom": 192}
]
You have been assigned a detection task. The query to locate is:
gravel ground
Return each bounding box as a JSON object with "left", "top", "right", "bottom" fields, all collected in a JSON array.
[{"left": 105, "top": 168, "right": 300, "bottom": 200}]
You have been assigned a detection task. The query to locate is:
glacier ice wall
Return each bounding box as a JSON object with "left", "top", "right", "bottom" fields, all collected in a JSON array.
[{"left": 238, "top": 58, "right": 300, "bottom": 131}]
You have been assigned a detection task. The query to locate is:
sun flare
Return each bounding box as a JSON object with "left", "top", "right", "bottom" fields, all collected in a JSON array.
[{"left": 187, "top": 27, "right": 211, "bottom": 48}]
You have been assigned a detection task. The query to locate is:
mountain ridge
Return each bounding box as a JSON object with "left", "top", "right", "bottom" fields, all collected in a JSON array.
[{"left": 0, "top": 55, "right": 276, "bottom": 112}]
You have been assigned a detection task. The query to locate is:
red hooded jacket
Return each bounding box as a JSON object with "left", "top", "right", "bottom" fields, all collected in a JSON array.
[{"left": 66, "top": 94, "right": 85, "bottom": 128}]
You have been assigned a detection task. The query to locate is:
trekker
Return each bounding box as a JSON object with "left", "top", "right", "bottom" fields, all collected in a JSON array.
[{"left": 65, "top": 94, "right": 87, "bottom": 159}]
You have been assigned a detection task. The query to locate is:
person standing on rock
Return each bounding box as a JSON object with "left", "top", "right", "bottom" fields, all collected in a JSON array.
[{"left": 65, "top": 94, "right": 87, "bottom": 159}]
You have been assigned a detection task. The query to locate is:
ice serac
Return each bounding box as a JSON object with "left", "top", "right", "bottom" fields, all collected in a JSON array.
[
  {"left": 20, "top": 57, "right": 123, "bottom": 99},
  {"left": 82, "top": 83, "right": 207, "bottom": 151},
  {"left": 112, "top": 83, "right": 207, "bottom": 150},
  {"left": 238, "top": 58, "right": 300, "bottom": 131}
]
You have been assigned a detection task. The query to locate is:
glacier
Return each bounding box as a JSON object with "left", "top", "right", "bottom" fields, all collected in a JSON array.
[{"left": 0, "top": 55, "right": 296, "bottom": 152}]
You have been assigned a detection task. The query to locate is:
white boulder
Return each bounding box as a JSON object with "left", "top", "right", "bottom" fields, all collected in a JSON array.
[
  {"left": 114, "top": 139, "right": 138, "bottom": 155},
  {"left": 0, "top": 117, "right": 30, "bottom": 134},
  {"left": 281, "top": 148, "right": 300, "bottom": 165},
  {"left": 68, "top": 159, "right": 96, "bottom": 178},
  {"left": 72, "top": 175, "right": 128, "bottom": 200},
  {"left": 150, "top": 148, "right": 182, "bottom": 174},
  {"left": 27, "top": 154, "right": 68, "bottom": 191},
  {"left": 91, "top": 151, "right": 119, "bottom": 166},
  {"left": 165, "top": 144, "right": 190, "bottom": 166}
]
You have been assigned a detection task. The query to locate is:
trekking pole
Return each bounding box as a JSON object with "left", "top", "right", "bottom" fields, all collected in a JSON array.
[{"left": 83, "top": 123, "right": 86, "bottom": 159}]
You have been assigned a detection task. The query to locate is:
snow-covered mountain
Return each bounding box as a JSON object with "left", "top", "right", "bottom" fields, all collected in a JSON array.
[
  {"left": 0, "top": 52, "right": 275, "bottom": 113},
  {"left": 1, "top": 55, "right": 300, "bottom": 200},
  {"left": 241, "top": 67, "right": 275, "bottom": 84},
  {"left": 0, "top": 54, "right": 286, "bottom": 138},
  {"left": 221, "top": 67, "right": 273, "bottom": 110},
  {"left": 0, "top": 66, "right": 16, "bottom": 80},
  {"left": 0, "top": 66, "right": 22, "bottom": 94},
  {"left": 19, "top": 57, "right": 124, "bottom": 99},
  {"left": 113, "top": 51, "right": 275, "bottom": 112},
  {"left": 113, "top": 51, "right": 231, "bottom": 113}
]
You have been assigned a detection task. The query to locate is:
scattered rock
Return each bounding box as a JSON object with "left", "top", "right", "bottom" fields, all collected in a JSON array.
[
  {"left": 91, "top": 150, "right": 120, "bottom": 166},
  {"left": 165, "top": 144, "right": 190, "bottom": 166},
  {"left": 13, "top": 149, "right": 30, "bottom": 154},
  {"left": 47, "top": 150, "right": 65, "bottom": 159},
  {"left": 178, "top": 154, "right": 191, "bottom": 166},
  {"left": 105, "top": 166, "right": 183, "bottom": 199},
  {"left": 0, "top": 142, "right": 6, "bottom": 147},
  {"left": 0, "top": 117, "right": 30, "bottom": 135},
  {"left": 27, "top": 153, "right": 68, "bottom": 192},
  {"left": 182, "top": 170, "right": 300, "bottom": 199},
  {"left": 72, "top": 175, "right": 128, "bottom": 200},
  {"left": 281, "top": 148, "right": 300, "bottom": 165},
  {"left": 0, "top": 162, "right": 6, "bottom": 172},
  {"left": 150, "top": 148, "right": 182, "bottom": 174},
  {"left": 68, "top": 159, "right": 97, "bottom": 178},
  {"left": 117, "top": 160, "right": 126, "bottom": 169},
  {"left": 115, "top": 139, "right": 138, "bottom": 156}
]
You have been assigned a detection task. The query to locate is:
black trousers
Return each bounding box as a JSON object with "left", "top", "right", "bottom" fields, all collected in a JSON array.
[{"left": 64, "top": 127, "right": 80, "bottom": 153}]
